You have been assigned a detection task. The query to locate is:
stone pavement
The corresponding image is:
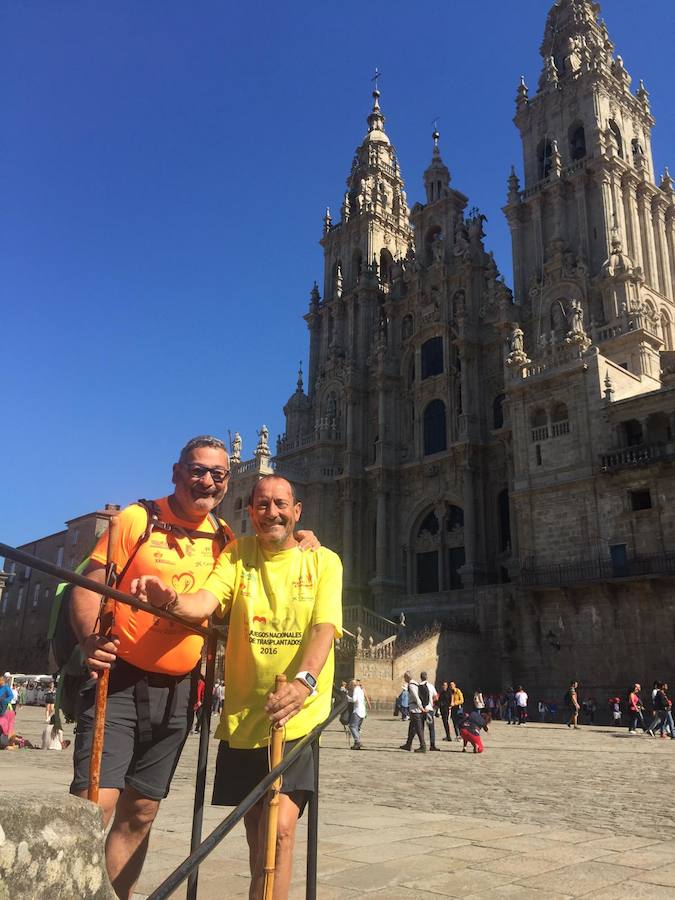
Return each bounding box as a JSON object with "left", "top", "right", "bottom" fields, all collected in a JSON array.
[{"left": 5, "top": 706, "right": 675, "bottom": 899}]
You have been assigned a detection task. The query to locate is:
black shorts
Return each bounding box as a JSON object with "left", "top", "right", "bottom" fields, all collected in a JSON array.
[
  {"left": 212, "top": 738, "right": 315, "bottom": 811},
  {"left": 71, "top": 659, "right": 196, "bottom": 801}
]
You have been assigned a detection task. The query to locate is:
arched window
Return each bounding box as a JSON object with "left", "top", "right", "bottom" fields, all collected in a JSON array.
[
  {"left": 351, "top": 249, "right": 362, "bottom": 287},
  {"left": 498, "top": 489, "right": 511, "bottom": 553},
  {"left": 569, "top": 123, "right": 586, "bottom": 161},
  {"left": 446, "top": 506, "right": 464, "bottom": 531},
  {"left": 531, "top": 408, "right": 548, "bottom": 441},
  {"left": 421, "top": 336, "right": 444, "bottom": 379},
  {"left": 423, "top": 400, "right": 447, "bottom": 455},
  {"left": 416, "top": 511, "right": 440, "bottom": 593},
  {"left": 551, "top": 402, "right": 568, "bottom": 423},
  {"left": 646, "top": 412, "right": 671, "bottom": 444},
  {"left": 622, "top": 419, "right": 643, "bottom": 447},
  {"left": 608, "top": 120, "right": 624, "bottom": 159},
  {"left": 551, "top": 402, "right": 569, "bottom": 436},
  {"left": 379, "top": 248, "right": 394, "bottom": 285},
  {"left": 662, "top": 311, "right": 673, "bottom": 350},
  {"left": 538, "top": 138, "right": 553, "bottom": 179},
  {"left": 493, "top": 394, "right": 505, "bottom": 429}
]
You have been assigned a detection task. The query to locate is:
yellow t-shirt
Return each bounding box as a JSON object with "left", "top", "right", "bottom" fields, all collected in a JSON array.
[
  {"left": 90, "top": 498, "right": 232, "bottom": 675},
  {"left": 203, "top": 537, "right": 343, "bottom": 748}
]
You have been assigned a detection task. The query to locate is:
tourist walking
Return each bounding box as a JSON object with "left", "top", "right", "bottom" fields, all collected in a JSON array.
[
  {"left": 449, "top": 681, "right": 465, "bottom": 740},
  {"left": 565, "top": 681, "right": 580, "bottom": 729},
  {"left": 419, "top": 672, "right": 440, "bottom": 751},
  {"left": 398, "top": 684, "right": 409, "bottom": 720},
  {"left": 628, "top": 683, "right": 646, "bottom": 733},
  {"left": 437, "top": 681, "right": 452, "bottom": 741},
  {"left": 399, "top": 671, "right": 426, "bottom": 752},
  {"left": 473, "top": 690, "right": 485, "bottom": 715},
  {"left": 609, "top": 696, "right": 622, "bottom": 726},
  {"left": 653, "top": 682, "right": 674, "bottom": 739},
  {"left": 515, "top": 686, "right": 528, "bottom": 724},
  {"left": 348, "top": 678, "right": 366, "bottom": 749},
  {"left": 504, "top": 687, "right": 516, "bottom": 724}
]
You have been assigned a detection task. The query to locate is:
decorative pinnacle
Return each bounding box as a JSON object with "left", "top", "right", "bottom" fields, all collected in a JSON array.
[{"left": 296, "top": 361, "right": 304, "bottom": 392}]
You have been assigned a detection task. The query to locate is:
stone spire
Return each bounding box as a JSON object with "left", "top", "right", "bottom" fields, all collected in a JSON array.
[
  {"left": 423, "top": 127, "right": 451, "bottom": 204},
  {"left": 339, "top": 86, "right": 410, "bottom": 235}
]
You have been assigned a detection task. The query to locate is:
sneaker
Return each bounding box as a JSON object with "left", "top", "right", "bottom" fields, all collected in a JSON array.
[
  {"left": 399, "top": 744, "right": 412, "bottom": 751},
  {"left": 414, "top": 747, "right": 427, "bottom": 753},
  {"left": 442, "top": 737, "right": 451, "bottom": 741},
  {"left": 351, "top": 744, "right": 362, "bottom": 750},
  {"left": 429, "top": 746, "right": 441, "bottom": 751},
  {"left": 628, "top": 730, "right": 637, "bottom": 734},
  {"left": 646, "top": 729, "right": 655, "bottom": 736}
]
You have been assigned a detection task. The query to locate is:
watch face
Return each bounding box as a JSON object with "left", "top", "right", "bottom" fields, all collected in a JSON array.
[{"left": 305, "top": 673, "right": 317, "bottom": 689}]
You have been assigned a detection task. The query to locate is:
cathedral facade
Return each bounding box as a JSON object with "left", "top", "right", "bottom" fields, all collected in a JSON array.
[{"left": 221, "top": 0, "right": 675, "bottom": 693}]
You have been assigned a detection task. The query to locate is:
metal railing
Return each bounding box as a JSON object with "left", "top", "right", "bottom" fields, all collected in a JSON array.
[
  {"left": 521, "top": 552, "right": 675, "bottom": 587},
  {"left": 0, "top": 540, "right": 347, "bottom": 899}
]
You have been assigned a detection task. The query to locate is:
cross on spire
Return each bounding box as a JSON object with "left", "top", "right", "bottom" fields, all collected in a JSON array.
[{"left": 371, "top": 67, "right": 381, "bottom": 91}]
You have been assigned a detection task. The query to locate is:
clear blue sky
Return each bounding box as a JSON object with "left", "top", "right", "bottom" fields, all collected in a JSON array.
[{"left": 2, "top": 1, "right": 673, "bottom": 547}]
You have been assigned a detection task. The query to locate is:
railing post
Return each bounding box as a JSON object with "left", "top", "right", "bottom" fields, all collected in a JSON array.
[
  {"left": 305, "top": 738, "right": 320, "bottom": 900},
  {"left": 187, "top": 629, "right": 219, "bottom": 900}
]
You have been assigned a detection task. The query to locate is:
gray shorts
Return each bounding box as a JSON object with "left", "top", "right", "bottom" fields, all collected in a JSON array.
[
  {"left": 71, "top": 659, "right": 196, "bottom": 801},
  {"left": 212, "top": 737, "right": 315, "bottom": 811}
]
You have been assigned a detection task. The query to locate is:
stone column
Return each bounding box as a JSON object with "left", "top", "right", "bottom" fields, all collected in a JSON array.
[
  {"left": 376, "top": 486, "right": 387, "bottom": 579},
  {"left": 623, "top": 177, "right": 643, "bottom": 271},
  {"left": 666, "top": 210, "right": 675, "bottom": 300},
  {"left": 461, "top": 459, "right": 477, "bottom": 587},
  {"left": 638, "top": 187, "right": 658, "bottom": 288},
  {"left": 600, "top": 177, "right": 614, "bottom": 253},
  {"left": 653, "top": 200, "right": 671, "bottom": 298},
  {"left": 574, "top": 177, "right": 590, "bottom": 262},
  {"left": 341, "top": 483, "right": 354, "bottom": 586}
]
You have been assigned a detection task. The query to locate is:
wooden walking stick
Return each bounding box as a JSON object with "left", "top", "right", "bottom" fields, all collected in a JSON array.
[
  {"left": 88, "top": 515, "right": 119, "bottom": 803},
  {"left": 263, "top": 674, "right": 287, "bottom": 900}
]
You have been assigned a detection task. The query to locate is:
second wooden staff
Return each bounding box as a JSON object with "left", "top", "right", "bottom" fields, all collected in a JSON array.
[
  {"left": 263, "top": 673, "right": 287, "bottom": 900},
  {"left": 87, "top": 515, "right": 119, "bottom": 803}
]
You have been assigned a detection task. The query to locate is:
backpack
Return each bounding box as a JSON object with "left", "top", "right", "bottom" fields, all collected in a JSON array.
[
  {"left": 48, "top": 499, "right": 232, "bottom": 725},
  {"left": 418, "top": 682, "right": 430, "bottom": 708}
]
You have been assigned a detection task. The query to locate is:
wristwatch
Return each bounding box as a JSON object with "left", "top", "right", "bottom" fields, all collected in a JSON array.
[{"left": 295, "top": 671, "right": 318, "bottom": 696}]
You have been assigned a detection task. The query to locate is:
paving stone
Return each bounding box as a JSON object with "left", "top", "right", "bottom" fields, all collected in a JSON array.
[
  {"left": 583, "top": 881, "right": 675, "bottom": 899},
  {"left": 516, "top": 861, "right": 636, "bottom": 897},
  {"left": 7, "top": 708, "right": 675, "bottom": 900}
]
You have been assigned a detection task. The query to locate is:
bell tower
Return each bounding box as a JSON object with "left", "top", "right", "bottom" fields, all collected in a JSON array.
[{"left": 504, "top": 0, "right": 675, "bottom": 379}]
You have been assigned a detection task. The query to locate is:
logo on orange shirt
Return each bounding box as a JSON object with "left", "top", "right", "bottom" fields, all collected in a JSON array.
[{"left": 172, "top": 572, "right": 196, "bottom": 593}]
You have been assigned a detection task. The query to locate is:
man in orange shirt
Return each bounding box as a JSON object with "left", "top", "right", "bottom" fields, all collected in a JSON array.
[{"left": 69, "top": 436, "right": 314, "bottom": 900}]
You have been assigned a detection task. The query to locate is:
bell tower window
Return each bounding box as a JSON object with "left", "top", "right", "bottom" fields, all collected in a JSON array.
[
  {"left": 569, "top": 123, "right": 586, "bottom": 161},
  {"left": 538, "top": 139, "right": 553, "bottom": 179},
  {"left": 608, "top": 120, "right": 624, "bottom": 159}
]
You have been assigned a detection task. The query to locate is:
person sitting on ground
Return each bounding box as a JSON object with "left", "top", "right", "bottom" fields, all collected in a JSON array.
[
  {"left": 41, "top": 717, "right": 72, "bottom": 750},
  {"left": 459, "top": 709, "right": 488, "bottom": 754}
]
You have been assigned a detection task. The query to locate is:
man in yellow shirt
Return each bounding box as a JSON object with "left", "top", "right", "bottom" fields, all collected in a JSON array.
[
  {"left": 132, "top": 474, "right": 342, "bottom": 900},
  {"left": 450, "top": 681, "right": 465, "bottom": 741}
]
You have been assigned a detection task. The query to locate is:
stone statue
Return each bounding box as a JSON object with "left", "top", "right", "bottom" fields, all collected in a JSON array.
[
  {"left": 432, "top": 234, "right": 444, "bottom": 262},
  {"left": 567, "top": 299, "right": 585, "bottom": 335},
  {"left": 510, "top": 324, "right": 524, "bottom": 354},
  {"left": 255, "top": 425, "right": 270, "bottom": 456},
  {"left": 355, "top": 626, "right": 363, "bottom": 653},
  {"left": 231, "top": 432, "right": 242, "bottom": 463},
  {"left": 506, "top": 323, "right": 530, "bottom": 368}
]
